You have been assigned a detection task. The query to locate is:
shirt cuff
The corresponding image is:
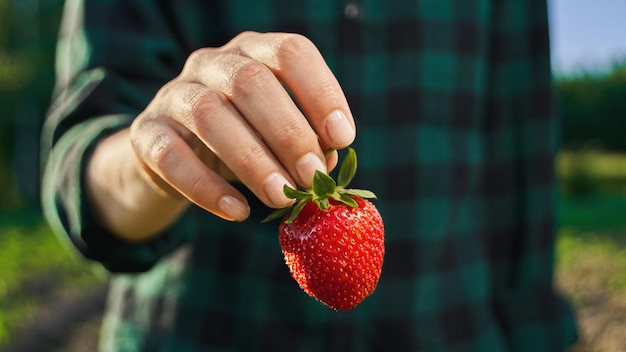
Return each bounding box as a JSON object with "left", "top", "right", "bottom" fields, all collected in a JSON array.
[{"left": 42, "top": 114, "right": 194, "bottom": 273}]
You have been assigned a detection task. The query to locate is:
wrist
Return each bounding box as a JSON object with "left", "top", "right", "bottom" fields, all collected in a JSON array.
[{"left": 86, "top": 129, "right": 189, "bottom": 242}]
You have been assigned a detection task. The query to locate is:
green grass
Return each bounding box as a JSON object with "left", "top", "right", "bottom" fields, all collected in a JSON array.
[
  {"left": 558, "top": 193, "right": 626, "bottom": 232},
  {"left": 557, "top": 228, "right": 626, "bottom": 292},
  {"left": 554, "top": 150, "right": 626, "bottom": 348},
  {"left": 556, "top": 190, "right": 626, "bottom": 296},
  {"left": 0, "top": 210, "right": 104, "bottom": 347},
  {"left": 557, "top": 149, "right": 626, "bottom": 180},
  {"left": 555, "top": 149, "right": 626, "bottom": 294},
  {"left": 557, "top": 148, "right": 626, "bottom": 197}
]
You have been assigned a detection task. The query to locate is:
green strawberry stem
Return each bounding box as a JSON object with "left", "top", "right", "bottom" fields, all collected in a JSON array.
[{"left": 262, "top": 148, "right": 377, "bottom": 224}]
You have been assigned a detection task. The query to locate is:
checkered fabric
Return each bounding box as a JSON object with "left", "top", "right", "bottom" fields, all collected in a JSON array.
[{"left": 42, "top": 0, "right": 578, "bottom": 350}]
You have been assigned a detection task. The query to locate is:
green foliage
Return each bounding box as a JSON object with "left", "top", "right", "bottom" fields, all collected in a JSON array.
[
  {"left": 557, "top": 144, "right": 601, "bottom": 197},
  {"left": 555, "top": 150, "right": 626, "bottom": 302},
  {"left": 556, "top": 151, "right": 626, "bottom": 306},
  {"left": 0, "top": 52, "right": 33, "bottom": 90},
  {"left": 556, "top": 147, "right": 626, "bottom": 197},
  {"left": 556, "top": 229, "right": 626, "bottom": 297},
  {"left": 555, "top": 59, "right": 626, "bottom": 151},
  {"left": 558, "top": 192, "right": 626, "bottom": 232},
  {"left": 0, "top": 0, "right": 64, "bottom": 209}
]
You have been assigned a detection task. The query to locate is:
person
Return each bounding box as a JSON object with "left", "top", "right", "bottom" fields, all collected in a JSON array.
[{"left": 41, "top": 0, "right": 579, "bottom": 350}]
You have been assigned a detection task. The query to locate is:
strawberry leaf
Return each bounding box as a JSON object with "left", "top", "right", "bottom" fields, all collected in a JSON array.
[
  {"left": 342, "top": 189, "right": 377, "bottom": 199},
  {"left": 261, "top": 148, "right": 379, "bottom": 224},
  {"left": 285, "top": 199, "right": 308, "bottom": 224},
  {"left": 315, "top": 198, "right": 330, "bottom": 211},
  {"left": 312, "top": 170, "right": 336, "bottom": 197},
  {"left": 332, "top": 193, "right": 358, "bottom": 207},
  {"left": 337, "top": 148, "right": 357, "bottom": 188},
  {"left": 261, "top": 206, "right": 293, "bottom": 223},
  {"left": 283, "top": 184, "right": 312, "bottom": 200}
]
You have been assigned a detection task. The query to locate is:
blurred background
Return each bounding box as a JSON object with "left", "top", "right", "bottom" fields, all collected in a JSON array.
[{"left": 0, "top": 0, "right": 625, "bottom": 351}]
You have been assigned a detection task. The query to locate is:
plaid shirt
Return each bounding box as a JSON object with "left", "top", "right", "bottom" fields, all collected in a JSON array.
[{"left": 42, "top": 0, "right": 578, "bottom": 350}]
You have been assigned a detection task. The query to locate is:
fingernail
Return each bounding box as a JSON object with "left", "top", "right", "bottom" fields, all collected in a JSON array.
[
  {"left": 263, "top": 172, "right": 294, "bottom": 207},
  {"left": 296, "top": 152, "right": 327, "bottom": 186},
  {"left": 218, "top": 196, "right": 250, "bottom": 221},
  {"left": 325, "top": 110, "right": 355, "bottom": 147}
]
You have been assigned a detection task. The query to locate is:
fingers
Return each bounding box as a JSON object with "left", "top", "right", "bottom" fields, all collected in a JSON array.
[
  {"left": 231, "top": 32, "right": 356, "bottom": 148},
  {"left": 141, "top": 81, "right": 300, "bottom": 209},
  {"left": 181, "top": 48, "right": 329, "bottom": 190},
  {"left": 130, "top": 117, "right": 251, "bottom": 221},
  {"left": 133, "top": 32, "right": 355, "bottom": 217},
  {"left": 179, "top": 82, "right": 300, "bottom": 208},
  {"left": 179, "top": 33, "right": 355, "bottom": 184}
]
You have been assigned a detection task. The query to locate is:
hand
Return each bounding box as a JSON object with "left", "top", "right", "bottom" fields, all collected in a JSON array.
[{"left": 129, "top": 32, "right": 355, "bottom": 222}]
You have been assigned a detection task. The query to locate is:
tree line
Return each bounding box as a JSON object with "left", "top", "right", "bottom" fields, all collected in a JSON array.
[{"left": 556, "top": 61, "right": 626, "bottom": 151}]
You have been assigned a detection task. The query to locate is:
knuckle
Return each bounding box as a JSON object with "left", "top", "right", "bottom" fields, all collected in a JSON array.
[
  {"left": 232, "top": 30, "right": 258, "bottom": 42},
  {"left": 181, "top": 47, "right": 213, "bottom": 76},
  {"left": 154, "top": 80, "right": 177, "bottom": 101},
  {"left": 189, "top": 89, "right": 224, "bottom": 126},
  {"left": 129, "top": 114, "right": 159, "bottom": 157},
  {"left": 188, "top": 173, "right": 211, "bottom": 201},
  {"left": 234, "top": 143, "right": 267, "bottom": 171},
  {"left": 150, "top": 134, "right": 177, "bottom": 171},
  {"left": 132, "top": 121, "right": 180, "bottom": 172},
  {"left": 277, "top": 33, "right": 317, "bottom": 58},
  {"left": 228, "top": 59, "right": 270, "bottom": 90},
  {"left": 274, "top": 123, "right": 310, "bottom": 150},
  {"left": 188, "top": 47, "right": 212, "bottom": 64}
]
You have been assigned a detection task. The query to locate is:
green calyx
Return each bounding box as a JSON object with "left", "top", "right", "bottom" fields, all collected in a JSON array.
[{"left": 261, "top": 148, "right": 377, "bottom": 224}]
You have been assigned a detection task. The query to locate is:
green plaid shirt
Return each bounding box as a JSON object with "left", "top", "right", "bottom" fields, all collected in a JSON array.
[{"left": 42, "top": 0, "right": 578, "bottom": 350}]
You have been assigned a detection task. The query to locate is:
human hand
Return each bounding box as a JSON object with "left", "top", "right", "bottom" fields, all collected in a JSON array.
[{"left": 130, "top": 32, "right": 355, "bottom": 222}]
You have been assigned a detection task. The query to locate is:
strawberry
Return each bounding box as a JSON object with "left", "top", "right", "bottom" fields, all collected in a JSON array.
[{"left": 263, "top": 148, "right": 385, "bottom": 310}]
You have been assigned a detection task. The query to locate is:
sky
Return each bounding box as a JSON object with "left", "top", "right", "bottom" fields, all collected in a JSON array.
[{"left": 549, "top": 0, "right": 626, "bottom": 74}]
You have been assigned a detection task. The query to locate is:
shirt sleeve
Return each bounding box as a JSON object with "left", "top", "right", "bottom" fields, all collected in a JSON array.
[{"left": 41, "top": 0, "right": 217, "bottom": 273}]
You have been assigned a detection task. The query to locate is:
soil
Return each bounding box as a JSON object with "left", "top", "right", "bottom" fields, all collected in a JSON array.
[
  {"left": 5, "top": 270, "right": 626, "bottom": 352},
  {"left": 558, "top": 256, "right": 626, "bottom": 352},
  {"left": 2, "top": 283, "right": 107, "bottom": 352}
]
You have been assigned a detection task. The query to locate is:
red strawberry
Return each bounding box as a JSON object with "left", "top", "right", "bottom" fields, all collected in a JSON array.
[{"left": 263, "top": 148, "right": 385, "bottom": 310}]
